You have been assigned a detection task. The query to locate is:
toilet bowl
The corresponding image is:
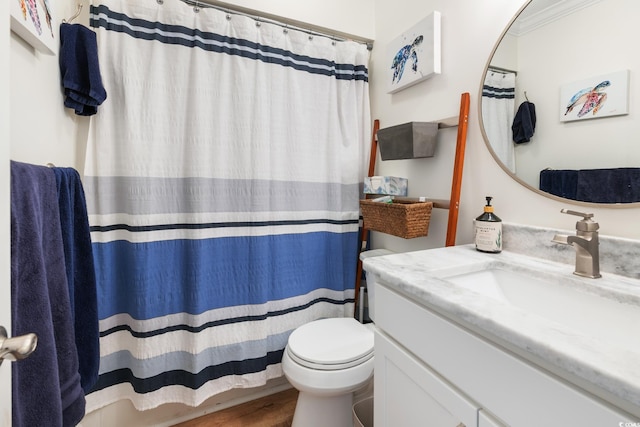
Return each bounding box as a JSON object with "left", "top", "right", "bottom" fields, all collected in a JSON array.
[
  {"left": 282, "top": 250, "right": 392, "bottom": 427},
  {"left": 282, "top": 317, "right": 374, "bottom": 427}
]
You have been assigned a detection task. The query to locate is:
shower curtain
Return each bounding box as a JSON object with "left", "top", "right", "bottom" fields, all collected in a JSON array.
[
  {"left": 482, "top": 71, "right": 516, "bottom": 172},
  {"left": 84, "top": 0, "right": 371, "bottom": 411}
]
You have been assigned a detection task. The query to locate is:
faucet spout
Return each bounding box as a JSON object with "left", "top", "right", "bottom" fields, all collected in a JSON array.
[
  {"left": 566, "top": 234, "right": 601, "bottom": 278},
  {"left": 551, "top": 234, "right": 569, "bottom": 245},
  {"left": 552, "top": 209, "right": 601, "bottom": 279}
]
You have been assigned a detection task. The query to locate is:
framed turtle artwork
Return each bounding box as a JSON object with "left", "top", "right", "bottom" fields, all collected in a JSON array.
[
  {"left": 560, "top": 70, "right": 629, "bottom": 122},
  {"left": 10, "top": 0, "right": 57, "bottom": 55},
  {"left": 386, "top": 11, "right": 441, "bottom": 94}
]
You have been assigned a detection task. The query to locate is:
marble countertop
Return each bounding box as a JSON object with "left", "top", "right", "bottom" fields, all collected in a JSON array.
[{"left": 362, "top": 244, "right": 640, "bottom": 417}]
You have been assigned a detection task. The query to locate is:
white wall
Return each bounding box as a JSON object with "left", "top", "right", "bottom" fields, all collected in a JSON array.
[
  {"left": 370, "top": 0, "right": 640, "bottom": 256},
  {"left": 9, "top": 0, "right": 640, "bottom": 425},
  {"left": 10, "top": 0, "right": 90, "bottom": 170},
  {"left": 490, "top": 33, "right": 517, "bottom": 72}
]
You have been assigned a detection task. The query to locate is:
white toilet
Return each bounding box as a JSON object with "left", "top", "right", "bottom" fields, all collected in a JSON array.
[
  {"left": 282, "top": 317, "right": 374, "bottom": 427},
  {"left": 282, "top": 250, "right": 391, "bottom": 427}
]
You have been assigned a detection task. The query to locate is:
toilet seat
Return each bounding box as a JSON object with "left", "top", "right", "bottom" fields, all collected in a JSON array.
[{"left": 286, "top": 318, "right": 374, "bottom": 371}]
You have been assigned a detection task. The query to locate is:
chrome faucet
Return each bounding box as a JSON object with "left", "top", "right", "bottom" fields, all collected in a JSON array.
[{"left": 551, "top": 209, "right": 601, "bottom": 278}]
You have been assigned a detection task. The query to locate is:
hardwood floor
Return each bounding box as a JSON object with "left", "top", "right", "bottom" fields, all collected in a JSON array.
[{"left": 173, "top": 388, "right": 298, "bottom": 427}]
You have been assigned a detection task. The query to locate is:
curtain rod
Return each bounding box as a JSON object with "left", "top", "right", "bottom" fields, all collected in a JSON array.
[
  {"left": 177, "top": 0, "right": 374, "bottom": 50},
  {"left": 488, "top": 65, "right": 517, "bottom": 75}
]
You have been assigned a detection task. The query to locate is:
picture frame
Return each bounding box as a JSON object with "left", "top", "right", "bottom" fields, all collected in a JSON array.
[
  {"left": 386, "top": 11, "right": 441, "bottom": 94},
  {"left": 11, "top": 0, "right": 57, "bottom": 55},
  {"left": 560, "top": 70, "right": 629, "bottom": 122}
]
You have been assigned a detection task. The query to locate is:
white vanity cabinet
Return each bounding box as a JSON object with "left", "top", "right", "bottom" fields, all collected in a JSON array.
[{"left": 373, "top": 282, "right": 632, "bottom": 427}]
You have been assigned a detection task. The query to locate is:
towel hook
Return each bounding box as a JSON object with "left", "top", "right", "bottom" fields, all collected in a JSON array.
[
  {"left": 63, "top": 3, "right": 83, "bottom": 24},
  {"left": 524, "top": 91, "right": 530, "bottom": 102}
]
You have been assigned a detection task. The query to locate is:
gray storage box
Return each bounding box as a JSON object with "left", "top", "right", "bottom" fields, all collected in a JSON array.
[{"left": 377, "top": 121, "right": 439, "bottom": 160}]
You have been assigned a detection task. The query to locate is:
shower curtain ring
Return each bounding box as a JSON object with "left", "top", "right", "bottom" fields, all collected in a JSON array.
[{"left": 193, "top": 1, "right": 200, "bottom": 13}]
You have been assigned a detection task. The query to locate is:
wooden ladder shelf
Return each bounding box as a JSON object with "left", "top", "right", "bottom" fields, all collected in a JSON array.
[
  {"left": 354, "top": 92, "right": 470, "bottom": 314},
  {"left": 446, "top": 91, "right": 470, "bottom": 246}
]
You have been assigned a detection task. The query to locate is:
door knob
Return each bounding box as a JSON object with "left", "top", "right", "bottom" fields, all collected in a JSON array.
[{"left": 0, "top": 326, "right": 37, "bottom": 366}]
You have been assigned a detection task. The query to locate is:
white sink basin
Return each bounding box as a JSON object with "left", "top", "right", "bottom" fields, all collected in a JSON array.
[{"left": 443, "top": 266, "right": 640, "bottom": 353}]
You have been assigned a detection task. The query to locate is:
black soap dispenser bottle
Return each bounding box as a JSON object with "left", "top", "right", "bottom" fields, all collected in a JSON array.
[{"left": 475, "top": 196, "right": 502, "bottom": 253}]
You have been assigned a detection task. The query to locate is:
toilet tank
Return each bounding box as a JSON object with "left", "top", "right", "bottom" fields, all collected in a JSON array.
[{"left": 360, "top": 249, "right": 394, "bottom": 322}]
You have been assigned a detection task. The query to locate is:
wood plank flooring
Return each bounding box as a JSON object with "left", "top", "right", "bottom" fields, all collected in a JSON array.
[{"left": 173, "top": 388, "right": 298, "bottom": 427}]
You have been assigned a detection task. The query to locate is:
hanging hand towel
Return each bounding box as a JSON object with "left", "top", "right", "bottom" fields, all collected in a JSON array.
[
  {"left": 512, "top": 101, "right": 536, "bottom": 144},
  {"left": 11, "top": 161, "right": 86, "bottom": 427},
  {"left": 59, "top": 23, "right": 107, "bottom": 116},
  {"left": 53, "top": 167, "right": 100, "bottom": 393}
]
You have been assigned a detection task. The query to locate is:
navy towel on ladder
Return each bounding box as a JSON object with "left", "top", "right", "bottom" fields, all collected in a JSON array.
[{"left": 10, "top": 161, "right": 86, "bottom": 427}]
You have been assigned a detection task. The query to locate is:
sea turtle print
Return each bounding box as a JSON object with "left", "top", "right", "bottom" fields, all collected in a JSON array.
[
  {"left": 564, "top": 80, "right": 610, "bottom": 118},
  {"left": 391, "top": 35, "right": 424, "bottom": 84},
  {"left": 24, "top": 0, "right": 42, "bottom": 36}
]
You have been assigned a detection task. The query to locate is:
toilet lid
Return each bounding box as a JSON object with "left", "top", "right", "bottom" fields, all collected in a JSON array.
[{"left": 287, "top": 318, "right": 374, "bottom": 370}]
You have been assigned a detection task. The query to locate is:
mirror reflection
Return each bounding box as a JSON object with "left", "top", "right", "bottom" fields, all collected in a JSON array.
[{"left": 481, "top": 0, "right": 640, "bottom": 205}]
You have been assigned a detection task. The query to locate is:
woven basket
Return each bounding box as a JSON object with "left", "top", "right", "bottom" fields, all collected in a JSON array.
[{"left": 360, "top": 199, "right": 433, "bottom": 239}]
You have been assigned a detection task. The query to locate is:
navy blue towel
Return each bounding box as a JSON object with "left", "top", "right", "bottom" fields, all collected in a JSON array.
[
  {"left": 53, "top": 167, "right": 100, "bottom": 393},
  {"left": 59, "top": 23, "right": 107, "bottom": 116},
  {"left": 576, "top": 167, "right": 640, "bottom": 203},
  {"left": 539, "top": 169, "right": 578, "bottom": 200},
  {"left": 11, "top": 161, "right": 86, "bottom": 427},
  {"left": 512, "top": 101, "right": 536, "bottom": 144}
]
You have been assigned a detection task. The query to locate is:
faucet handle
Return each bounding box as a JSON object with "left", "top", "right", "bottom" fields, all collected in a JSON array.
[
  {"left": 560, "top": 209, "right": 599, "bottom": 231},
  {"left": 560, "top": 209, "right": 593, "bottom": 219}
]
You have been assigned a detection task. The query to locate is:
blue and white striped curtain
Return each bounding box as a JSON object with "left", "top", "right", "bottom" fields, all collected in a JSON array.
[
  {"left": 84, "top": 0, "right": 370, "bottom": 411},
  {"left": 482, "top": 71, "right": 516, "bottom": 172}
]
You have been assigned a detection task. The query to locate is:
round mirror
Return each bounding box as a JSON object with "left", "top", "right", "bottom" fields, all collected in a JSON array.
[{"left": 480, "top": 0, "right": 640, "bottom": 206}]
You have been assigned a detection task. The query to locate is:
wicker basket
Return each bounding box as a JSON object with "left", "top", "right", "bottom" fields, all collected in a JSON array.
[{"left": 360, "top": 199, "right": 433, "bottom": 239}]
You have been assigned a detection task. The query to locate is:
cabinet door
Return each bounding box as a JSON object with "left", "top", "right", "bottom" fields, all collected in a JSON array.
[{"left": 374, "top": 331, "right": 477, "bottom": 427}]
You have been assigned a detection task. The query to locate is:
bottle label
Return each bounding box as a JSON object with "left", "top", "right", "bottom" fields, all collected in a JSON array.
[{"left": 475, "top": 221, "right": 502, "bottom": 253}]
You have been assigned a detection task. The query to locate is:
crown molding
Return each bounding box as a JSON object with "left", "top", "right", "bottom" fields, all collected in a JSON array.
[{"left": 508, "top": 0, "right": 601, "bottom": 36}]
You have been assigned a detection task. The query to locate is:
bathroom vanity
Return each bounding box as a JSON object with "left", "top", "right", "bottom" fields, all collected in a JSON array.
[{"left": 363, "top": 242, "right": 640, "bottom": 426}]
